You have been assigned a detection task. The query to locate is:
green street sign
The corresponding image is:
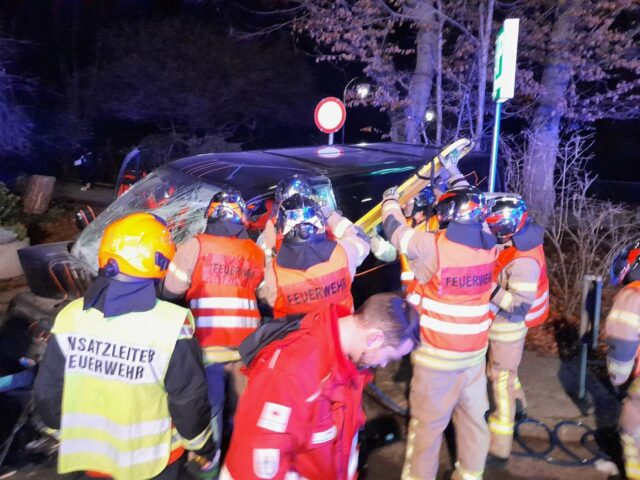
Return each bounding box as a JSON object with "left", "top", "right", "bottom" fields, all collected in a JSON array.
[{"left": 492, "top": 18, "right": 519, "bottom": 103}]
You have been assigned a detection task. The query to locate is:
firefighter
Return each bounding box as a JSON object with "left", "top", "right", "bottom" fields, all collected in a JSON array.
[
  {"left": 256, "top": 174, "right": 312, "bottom": 258},
  {"left": 221, "top": 292, "right": 420, "bottom": 479},
  {"left": 370, "top": 186, "right": 438, "bottom": 292},
  {"left": 34, "top": 213, "right": 214, "bottom": 480},
  {"left": 258, "top": 175, "right": 370, "bottom": 319},
  {"left": 163, "top": 189, "right": 265, "bottom": 471},
  {"left": 604, "top": 241, "right": 640, "bottom": 480},
  {"left": 483, "top": 193, "right": 549, "bottom": 463},
  {"left": 381, "top": 161, "right": 497, "bottom": 480}
]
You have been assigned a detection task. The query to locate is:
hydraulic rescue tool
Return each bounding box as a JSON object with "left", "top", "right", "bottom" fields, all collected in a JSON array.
[{"left": 355, "top": 138, "right": 474, "bottom": 234}]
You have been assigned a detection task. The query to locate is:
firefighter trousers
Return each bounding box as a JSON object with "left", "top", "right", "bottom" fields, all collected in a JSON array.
[
  {"left": 620, "top": 382, "right": 640, "bottom": 480},
  {"left": 204, "top": 360, "right": 248, "bottom": 460},
  {"left": 402, "top": 360, "right": 490, "bottom": 480},
  {"left": 487, "top": 336, "right": 527, "bottom": 459}
]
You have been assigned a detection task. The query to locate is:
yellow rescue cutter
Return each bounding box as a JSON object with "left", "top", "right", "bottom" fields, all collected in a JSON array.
[{"left": 355, "top": 138, "right": 475, "bottom": 233}]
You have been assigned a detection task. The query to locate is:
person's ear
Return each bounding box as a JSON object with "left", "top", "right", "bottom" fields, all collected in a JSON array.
[{"left": 365, "top": 329, "right": 385, "bottom": 350}]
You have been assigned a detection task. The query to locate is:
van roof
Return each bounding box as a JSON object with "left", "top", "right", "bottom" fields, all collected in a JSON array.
[{"left": 168, "top": 142, "right": 493, "bottom": 199}]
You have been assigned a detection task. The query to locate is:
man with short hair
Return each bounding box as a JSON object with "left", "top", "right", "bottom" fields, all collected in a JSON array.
[{"left": 221, "top": 293, "right": 420, "bottom": 480}]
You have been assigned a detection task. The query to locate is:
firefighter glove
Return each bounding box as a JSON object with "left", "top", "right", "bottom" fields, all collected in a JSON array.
[
  {"left": 438, "top": 147, "right": 461, "bottom": 170},
  {"left": 382, "top": 186, "right": 399, "bottom": 203}
]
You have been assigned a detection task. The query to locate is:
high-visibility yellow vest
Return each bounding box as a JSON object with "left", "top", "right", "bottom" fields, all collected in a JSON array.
[{"left": 52, "top": 298, "right": 191, "bottom": 480}]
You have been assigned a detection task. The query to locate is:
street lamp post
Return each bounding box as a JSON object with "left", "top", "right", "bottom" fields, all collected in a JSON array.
[{"left": 341, "top": 77, "right": 370, "bottom": 144}]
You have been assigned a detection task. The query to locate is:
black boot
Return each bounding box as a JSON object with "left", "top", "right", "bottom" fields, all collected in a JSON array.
[{"left": 485, "top": 453, "right": 509, "bottom": 469}]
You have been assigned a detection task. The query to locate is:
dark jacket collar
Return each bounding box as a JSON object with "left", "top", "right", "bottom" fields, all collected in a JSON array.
[
  {"left": 276, "top": 237, "right": 337, "bottom": 270},
  {"left": 205, "top": 219, "right": 249, "bottom": 239},
  {"left": 239, "top": 315, "right": 305, "bottom": 366},
  {"left": 512, "top": 221, "right": 545, "bottom": 251},
  {"left": 83, "top": 276, "right": 158, "bottom": 317},
  {"left": 445, "top": 221, "right": 497, "bottom": 250}
]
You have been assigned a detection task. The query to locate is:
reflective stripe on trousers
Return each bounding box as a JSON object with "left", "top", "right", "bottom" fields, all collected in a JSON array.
[{"left": 487, "top": 336, "right": 526, "bottom": 459}]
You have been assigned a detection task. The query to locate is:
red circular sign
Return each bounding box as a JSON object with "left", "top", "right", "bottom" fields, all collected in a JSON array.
[{"left": 314, "top": 97, "right": 346, "bottom": 134}]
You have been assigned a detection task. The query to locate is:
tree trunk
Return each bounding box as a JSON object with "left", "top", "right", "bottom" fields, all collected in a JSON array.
[
  {"left": 475, "top": 0, "right": 495, "bottom": 149},
  {"left": 23, "top": 175, "right": 56, "bottom": 215},
  {"left": 523, "top": 0, "right": 578, "bottom": 222},
  {"left": 392, "top": 1, "right": 438, "bottom": 143}
]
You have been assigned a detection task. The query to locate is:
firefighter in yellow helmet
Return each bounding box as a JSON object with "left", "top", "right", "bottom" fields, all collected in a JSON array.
[{"left": 34, "top": 213, "right": 215, "bottom": 480}]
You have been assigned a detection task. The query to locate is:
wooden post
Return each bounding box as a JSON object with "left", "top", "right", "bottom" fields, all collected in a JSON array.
[{"left": 23, "top": 175, "right": 56, "bottom": 214}]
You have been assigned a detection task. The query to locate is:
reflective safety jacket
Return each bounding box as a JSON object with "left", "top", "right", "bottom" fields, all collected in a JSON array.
[
  {"left": 605, "top": 281, "right": 640, "bottom": 387},
  {"left": 48, "top": 299, "right": 199, "bottom": 480},
  {"left": 273, "top": 244, "right": 353, "bottom": 319},
  {"left": 488, "top": 244, "right": 549, "bottom": 343},
  {"left": 223, "top": 306, "right": 370, "bottom": 480},
  {"left": 186, "top": 233, "right": 265, "bottom": 358},
  {"left": 408, "top": 231, "right": 496, "bottom": 371}
]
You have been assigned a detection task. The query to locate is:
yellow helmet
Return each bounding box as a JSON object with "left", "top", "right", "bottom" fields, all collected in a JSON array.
[{"left": 98, "top": 212, "right": 176, "bottom": 280}]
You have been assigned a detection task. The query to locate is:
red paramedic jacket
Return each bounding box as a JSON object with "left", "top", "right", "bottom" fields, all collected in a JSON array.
[{"left": 223, "top": 305, "right": 371, "bottom": 480}]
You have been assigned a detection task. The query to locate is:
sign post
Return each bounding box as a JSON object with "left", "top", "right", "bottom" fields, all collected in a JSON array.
[
  {"left": 314, "top": 97, "right": 346, "bottom": 145},
  {"left": 489, "top": 18, "right": 519, "bottom": 192}
]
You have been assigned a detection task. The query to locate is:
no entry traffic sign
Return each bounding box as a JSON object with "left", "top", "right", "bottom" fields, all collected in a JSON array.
[{"left": 314, "top": 97, "right": 346, "bottom": 134}]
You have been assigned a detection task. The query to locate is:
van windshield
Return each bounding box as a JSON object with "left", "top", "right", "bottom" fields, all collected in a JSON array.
[{"left": 72, "top": 167, "right": 221, "bottom": 272}]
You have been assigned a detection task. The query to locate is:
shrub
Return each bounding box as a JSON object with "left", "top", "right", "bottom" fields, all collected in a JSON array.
[
  {"left": 504, "top": 131, "right": 639, "bottom": 319},
  {"left": 0, "top": 182, "right": 27, "bottom": 243}
]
